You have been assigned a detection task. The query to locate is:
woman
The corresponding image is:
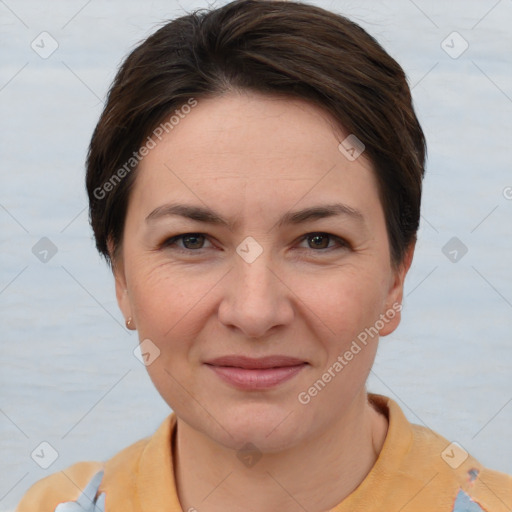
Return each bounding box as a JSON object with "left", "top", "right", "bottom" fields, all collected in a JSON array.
[{"left": 16, "top": 0, "right": 512, "bottom": 511}]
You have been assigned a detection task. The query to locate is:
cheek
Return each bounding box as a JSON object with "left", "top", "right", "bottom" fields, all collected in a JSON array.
[
  {"left": 299, "top": 270, "right": 386, "bottom": 398},
  {"left": 293, "top": 265, "right": 387, "bottom": 342},
  {"left": 128, "top": 268, "right": 209, "bottom": 405},
  {"left": 128, "top": 262, "right": 213, "bottom": 344}
]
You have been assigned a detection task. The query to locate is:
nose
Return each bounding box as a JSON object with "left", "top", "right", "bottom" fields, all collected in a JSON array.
[{"left": 218, "top": 251, "right": 294, "bottom": 339}]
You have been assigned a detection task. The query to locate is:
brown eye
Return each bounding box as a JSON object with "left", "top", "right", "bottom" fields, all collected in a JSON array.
[
  {"left": 307, "top": 233, "right": 331, "bottom": 249},
  {"left": 161, "top": 233, "right": 211, "bottom": 251},
  {"left": 295, "top": 232, "right": 350, "bottom": 253},
  {"left": 181, "top": 233, "right": 205, "bottom": 249}
]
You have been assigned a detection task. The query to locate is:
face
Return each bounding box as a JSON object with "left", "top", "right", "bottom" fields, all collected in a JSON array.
[{"left": 113, "top": 91, "right": 412, "bottom": 452}]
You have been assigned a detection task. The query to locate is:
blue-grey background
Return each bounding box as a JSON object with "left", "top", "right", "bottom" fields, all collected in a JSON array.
[{"left": 1, "top": 0, "right": 511, "bottom": 509}]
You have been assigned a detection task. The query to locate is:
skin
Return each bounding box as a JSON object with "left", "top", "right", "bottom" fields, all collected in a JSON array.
[{"left": 111, "top": 91, "right": 414, "bottom": 512}]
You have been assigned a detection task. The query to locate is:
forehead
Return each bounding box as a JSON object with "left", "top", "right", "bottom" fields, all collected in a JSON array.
[{"left": 131, "top": 91, "right": 380, "bottom": 218}]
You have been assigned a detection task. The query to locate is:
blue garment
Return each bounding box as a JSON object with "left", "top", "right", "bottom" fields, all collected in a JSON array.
[
  {"left": 452, "top": 488, "right": 486, "bottom": 512},
  {"left": 54, "top": 470, "right": 105, "bottom": 512}
]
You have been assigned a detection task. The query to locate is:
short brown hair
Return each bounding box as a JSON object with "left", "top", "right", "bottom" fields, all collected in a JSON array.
[{"left": 86, "top": 0, "right": 426, "bottom": 269}]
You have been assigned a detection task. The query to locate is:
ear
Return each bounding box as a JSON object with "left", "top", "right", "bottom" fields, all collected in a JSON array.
[
  {"left": 107, "top": 237, "right": 134, "bottom": 328},
  {"left": 379, "top": 241, "right": 415, "bottom": 337}
]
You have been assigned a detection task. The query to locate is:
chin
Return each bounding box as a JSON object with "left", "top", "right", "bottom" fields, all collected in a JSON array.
[{"left": 207, "top": 401, "right": 309, "bottom": 453}]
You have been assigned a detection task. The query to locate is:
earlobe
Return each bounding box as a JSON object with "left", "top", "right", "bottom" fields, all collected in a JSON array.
[
  {"left": 379, "top": 242, "right": 415, "bottom": 337},
  {"left": 114, "top": 275, "right": 134, "bottom": 330},
  {"left": 108, "top": 237, "right": 134, "bottom": 330},
  {"left": 392, "top": 241, "right": 415, "bottom": 302}
]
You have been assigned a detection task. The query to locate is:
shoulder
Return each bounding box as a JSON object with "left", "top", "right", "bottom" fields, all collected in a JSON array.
[
  {"left": 15, "top": 436, "right": 151, "bottom": 512},
  {"left": 409, "top": 422, "right": 512, "bottom": 510},
  {"left": 15, "top": 460, "right": 104, "bottom": 512},
  {"left": 370, "top": 394, "right": 512, "bottom": 511}
]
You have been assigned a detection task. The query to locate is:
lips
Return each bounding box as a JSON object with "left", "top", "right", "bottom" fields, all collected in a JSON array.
[
  {"left": 205, "top": 355, "right": 306, "bottom": 369},
  {"left": 204, "top": 355, "right": 308, "bottom": 390}
]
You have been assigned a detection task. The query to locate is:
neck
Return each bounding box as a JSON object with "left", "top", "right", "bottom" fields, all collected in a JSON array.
[{"left": 172, "top": 390, "right": 388, "bottom": 512}]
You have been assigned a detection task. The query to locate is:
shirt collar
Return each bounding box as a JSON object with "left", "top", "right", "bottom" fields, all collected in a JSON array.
[{"left": 136, "top": 393, "right": 413, "bottom": 511}]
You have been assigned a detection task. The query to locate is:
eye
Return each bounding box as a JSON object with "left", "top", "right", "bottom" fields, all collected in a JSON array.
[
  {"left": 159, "top": 231, "right": 350, "bottom": 254},
  {"left": 297, "top": 232, "right": 350, "bottom": 251},
  {"left": 161, "top": 233, "right": 213, "bottom": 251}
]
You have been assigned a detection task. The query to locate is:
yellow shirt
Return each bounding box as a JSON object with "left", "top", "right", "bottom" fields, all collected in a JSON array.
[{"left": 16, "top": 394, "right": 512, "bottom": 511}]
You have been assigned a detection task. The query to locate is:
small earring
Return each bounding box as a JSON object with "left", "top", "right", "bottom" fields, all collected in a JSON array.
[{"left": 126, "top": 317, "right": 135, "bottom": 330}]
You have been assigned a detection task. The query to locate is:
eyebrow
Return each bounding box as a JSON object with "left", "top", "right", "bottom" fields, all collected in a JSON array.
[{"left": 145, "top": 202, "right": 366, "bottom": 230}]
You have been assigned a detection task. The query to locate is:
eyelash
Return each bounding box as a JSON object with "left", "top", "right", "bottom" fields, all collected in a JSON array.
[{"left": 159, "top": 232, "right": 350, "bottom": 255}]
